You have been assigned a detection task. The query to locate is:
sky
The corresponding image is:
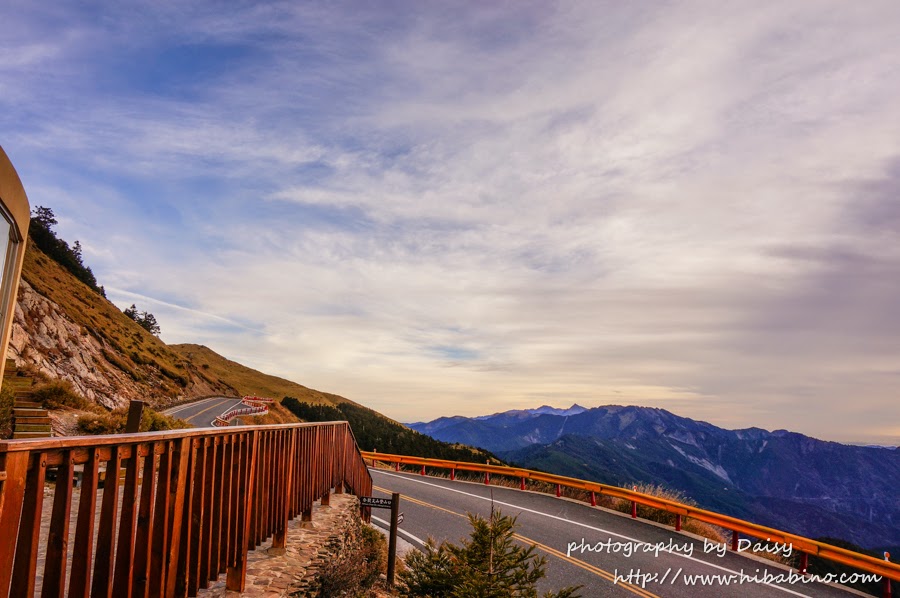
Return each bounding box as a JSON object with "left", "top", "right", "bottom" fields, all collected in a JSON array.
[{"left": 1, "top": 1, "right": 899, "bottom": 444}]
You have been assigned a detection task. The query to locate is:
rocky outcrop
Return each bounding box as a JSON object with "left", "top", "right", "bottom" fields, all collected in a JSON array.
[{"left": 8, "top": 279, "right": 234, "bottom": 409}]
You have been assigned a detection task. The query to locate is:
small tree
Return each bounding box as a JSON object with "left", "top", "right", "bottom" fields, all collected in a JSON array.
[
  {"left": 400, "top": 509, "right": 581, "bottom": 598},
  {"left": 123, "top": 304, "right": 161, "bottom": 336}
]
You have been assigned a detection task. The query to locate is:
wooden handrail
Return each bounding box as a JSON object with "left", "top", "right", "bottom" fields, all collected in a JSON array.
[
  {"left": 0, "top": 421, "right": 372, "bottom": 597},
  {"left": 361, "top": 451, "right": 900, "bottom": 583}
]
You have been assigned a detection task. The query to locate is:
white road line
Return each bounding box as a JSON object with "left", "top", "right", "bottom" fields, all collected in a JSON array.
[
  {"left": 372, "top": 470, "right": 813, "bottom": 598},
  {"left": 164, "top": 397, "right": 223, "bottom": 415},
  {"left": 370, "top": 515, "right": 427, "bottom": 547}
]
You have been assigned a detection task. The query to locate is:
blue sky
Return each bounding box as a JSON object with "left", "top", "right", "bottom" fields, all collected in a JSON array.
[{"left": 2, "top": 1, "right": 900, "bottom": 444}]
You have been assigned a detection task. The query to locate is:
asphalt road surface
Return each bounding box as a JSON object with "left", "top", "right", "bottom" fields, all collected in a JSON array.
[
  {"left": 162, "top": 396, "right": 244, "bottom": 427},
  {"left": 369, "top": 469, "right": 864, "bottom": 598}
]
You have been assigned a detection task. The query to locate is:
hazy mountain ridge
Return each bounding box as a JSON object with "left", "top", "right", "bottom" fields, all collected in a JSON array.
[{"left": 409, "top": 405, "right": 900, "bottom": 548}]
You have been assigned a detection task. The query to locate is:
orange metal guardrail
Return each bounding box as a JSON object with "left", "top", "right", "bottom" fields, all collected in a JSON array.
[
  {"left": 0, "top": 421, "right": 372, "bottom": 598},
  {"left": 361, "top": 451, "right": 900, "bottom": 586}
]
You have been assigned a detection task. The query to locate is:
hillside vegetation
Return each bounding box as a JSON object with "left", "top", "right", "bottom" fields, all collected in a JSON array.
[
  {"left": 12, "top": 207, "right": 508, "bottom": 465},
  {"left": 283, "top": 398, "right": 501, "bottom": 464},
  {"left": 17, "top": 242, "right": 223, "bottom": 405},
  {"left": 170, "top": 344, "right": 353, "bottom": 408}
]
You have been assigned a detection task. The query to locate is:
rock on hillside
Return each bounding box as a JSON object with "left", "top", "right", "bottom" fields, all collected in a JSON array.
[{"left": 9, "top": 279, "right": 234, "bottom": 408}]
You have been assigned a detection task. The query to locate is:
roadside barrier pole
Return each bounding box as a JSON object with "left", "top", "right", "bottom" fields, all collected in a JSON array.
[
  {"left": 387, "top": 493, "right": 400, "bottom": 587},
  {"left": 886, "top": 552, "right": 892, "bottom": 598}
]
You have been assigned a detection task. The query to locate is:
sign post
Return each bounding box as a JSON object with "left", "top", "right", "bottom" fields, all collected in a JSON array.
[{"left": 360, "top": 493, "right": 401, "bottom": 587}]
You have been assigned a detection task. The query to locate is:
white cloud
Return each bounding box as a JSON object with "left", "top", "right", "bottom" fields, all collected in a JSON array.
[{"left": 2, "top": 1, "right": 900, "bottom": 444}]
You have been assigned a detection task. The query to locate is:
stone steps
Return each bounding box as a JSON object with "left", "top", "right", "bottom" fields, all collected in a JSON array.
[
  {"left": 5, "top": 361, "right": 52, "bottom": 439},
  {"left": 14, "top": 400, "right": 42, "bottom": 409},
  {"left": 12, "top": 431, "right": 51, "bottom": 439}
]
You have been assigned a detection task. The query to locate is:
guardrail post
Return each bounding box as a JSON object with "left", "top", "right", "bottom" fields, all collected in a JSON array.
[
  {"left": 799, "top": 552, "right": 808, "bottom": 575},
  {"left": 420, "top": 464, "right": 425, "bottom": 476},
  {"left": 590, "top": 491, "right": 596, "bottom": 507},
  {"left": 731, "top": 531, "right": 739, "bottom": 552},
  {"left": 520, "top": 477, "right": 526, "bottom": 491},
  {"left": 885, "top": 552, "right": 892, "bottom": 598},
  {"left": 484, "top": 471, "right": 490, "bottom": 485},
  {"left": 395, "top": 462, "right": 400, "bottom": 472},
  {"left": 631, "top": 501, "right": 637, "bottom": 518},
  {"left": 675, "top": 514, "right": 682, "bottom": 531},
  {"left": 450, "top": 469, "right": 455, "bottom": 481},
  {"left": 556, "top": 484, "right": 561, "bottom": 498}
]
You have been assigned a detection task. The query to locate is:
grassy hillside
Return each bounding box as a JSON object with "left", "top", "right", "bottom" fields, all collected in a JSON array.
[
  {"left": 170, "top": 343, "right": 356, "bottom": 407},
  {"left": 20, "top": 243, "right": 218, "bottom": 401},
  {"left": 17, "top": 229, "right": 498, "bottom": 461}
]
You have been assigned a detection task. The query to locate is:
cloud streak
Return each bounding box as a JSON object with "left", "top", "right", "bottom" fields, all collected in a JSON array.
[{"left": 2, "top": 1, "right": 900, "bottom": 443}]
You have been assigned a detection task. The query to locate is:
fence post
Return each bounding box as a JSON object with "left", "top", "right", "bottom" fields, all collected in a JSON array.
[
  {"left": 164, "top": 437, "right": 191, "bottom": 597},
  {"left": 0, "top": 451, "right": 30, "bottom": 596},
  {"left": 125, "top": 400, "right": 145, "bottom": 433},
  {"left": 272, "top": 430, "right": 297, "bottom": 551},
  {"left": 227, "top": 430, "right": 259, "bottom": 592}
]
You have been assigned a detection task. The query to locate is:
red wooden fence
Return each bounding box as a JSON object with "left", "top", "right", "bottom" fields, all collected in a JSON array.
[{"left": 0, "top": 421, "right": 371, "bottom": 597}]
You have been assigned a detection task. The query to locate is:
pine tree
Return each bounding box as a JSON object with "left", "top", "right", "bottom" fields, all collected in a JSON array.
[{"left": 400, "top": 509, "right": 581, "bottom": 598}]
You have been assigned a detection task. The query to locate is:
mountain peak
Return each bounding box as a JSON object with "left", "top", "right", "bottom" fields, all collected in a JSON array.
[{"left": 529, "top": 404, "right": 588, "bottom": 416}]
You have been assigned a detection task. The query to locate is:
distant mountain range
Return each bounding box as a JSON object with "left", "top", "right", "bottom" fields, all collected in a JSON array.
[{"left": 408, "top": 404, "right": 900, "bottom": 548}]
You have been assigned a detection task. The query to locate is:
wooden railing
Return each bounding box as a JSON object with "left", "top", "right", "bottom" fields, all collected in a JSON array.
[
  {"left": 0, "top": 421, "right": 372, "bottom": 598},
  {"left": 362, "top": 451, "right": 900, "bottom": 586}
]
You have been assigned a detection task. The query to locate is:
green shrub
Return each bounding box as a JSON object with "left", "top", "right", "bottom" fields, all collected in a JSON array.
[
  {"left": 400, "top": 509, "right": 581, "bottom": 598},
  {"left": 77, "top": 406, "right": 192, "bottom": 434},
  {"left": 0, "top": 386, "right": 14, "bottom": 439},
  {"left": 32, "top": 380, "right": 94, "bottom": 411},
  {"left": 309, "top": 520, "right": 387, "bottom": 597}
]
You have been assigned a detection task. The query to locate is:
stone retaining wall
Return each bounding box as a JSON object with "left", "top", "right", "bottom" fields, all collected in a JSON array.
[{"left": 201, "top": 492, "right": 364, "bottom": 597}]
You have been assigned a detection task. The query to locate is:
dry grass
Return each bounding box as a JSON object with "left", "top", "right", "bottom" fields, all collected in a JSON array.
[
  {"left": 22, "top": 245, "right": 199, "bottom": 402},
  {"left": 170, "top": 343, "right": 357, "bottom": 409},
  {"left": 374, "top": 462, "right": 728, "bottom": 544},
  {"left": 235, "top": 401, "right": 299, "bottom": 425},
  {"left": 77, "top": 406, "right": 193, "bottom": 434}
]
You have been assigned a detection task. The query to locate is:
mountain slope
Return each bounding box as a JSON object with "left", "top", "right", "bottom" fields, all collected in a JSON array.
[
  {"left": 8, "top": 237, "right": 491, "bottom": 464},
  {"left": 410, "top": 405, "right": 900, "bottom": 548},
  {"left": 9, "top": 241, "right": 361, "bottom": 414}
]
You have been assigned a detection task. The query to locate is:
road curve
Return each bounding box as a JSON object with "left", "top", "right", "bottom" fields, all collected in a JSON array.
[
  {"left": 163, "top": 396, "right": 244, "bottom": 427},
  {"left": 369, "top": 469, "right": 863, "bottom": 598}
]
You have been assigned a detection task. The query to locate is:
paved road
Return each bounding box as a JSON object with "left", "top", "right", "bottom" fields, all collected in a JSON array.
[
  {"left": 370, "top": 469, "right": 863, "bottom": 598},
  {"left": 163, "top": 396, "right": 244, "bottom": 427}
]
